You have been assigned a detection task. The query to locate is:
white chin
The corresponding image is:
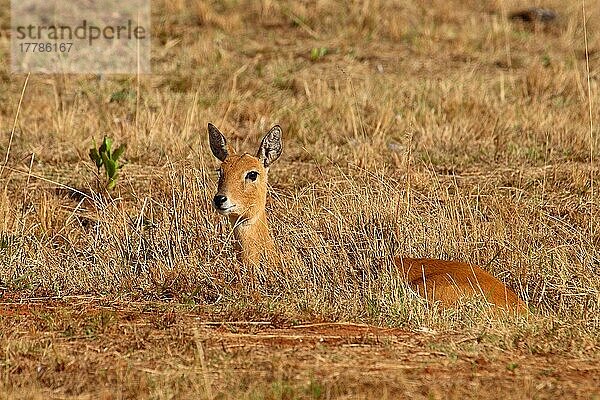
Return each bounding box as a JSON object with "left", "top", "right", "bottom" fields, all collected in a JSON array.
[{"left": 216, "top": 206, "right": 236, "bottom": 215}]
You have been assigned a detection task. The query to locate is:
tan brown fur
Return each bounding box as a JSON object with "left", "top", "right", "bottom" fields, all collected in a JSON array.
[
  {"left": 220, "top": 154, "right": 274, "bottom": 266},
  {"left": 208, "top": 124, "right": 282, "bottom": 266},
  {"left": 208, "top": 123, "right": 526, "bottom": 313},
  {"left": 397, "top": 258, "right": 528, "bottom": 313}
]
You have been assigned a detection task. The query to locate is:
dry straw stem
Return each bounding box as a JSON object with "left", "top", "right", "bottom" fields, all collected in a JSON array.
[
  {"left": 1, "top": 73, "right": 29, "bottom": 170},
  {"left": 582, "top": 0, "right": 596, "bottom": 238},
  {"left": 0, "top": 0, "right": 599, "bottom": 398}
]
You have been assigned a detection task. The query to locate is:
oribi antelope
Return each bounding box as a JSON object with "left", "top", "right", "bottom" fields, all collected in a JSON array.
[{"left": 208, "top": 123, "right": 527, "bottom": 313}]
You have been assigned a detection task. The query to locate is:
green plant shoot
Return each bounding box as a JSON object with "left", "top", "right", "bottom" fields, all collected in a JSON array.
[{"left": 89, "top": 136, "right": 126, "bottom": 190}]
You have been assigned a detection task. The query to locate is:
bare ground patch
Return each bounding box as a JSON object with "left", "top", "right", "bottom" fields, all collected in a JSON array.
[{"left": 1, "top": 299, "right": 598, "bottom": 399}]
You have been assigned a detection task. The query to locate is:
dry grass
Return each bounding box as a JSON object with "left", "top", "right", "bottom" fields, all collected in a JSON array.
[{"left": 0, "top": 0, "right": 599, "bottom": 398}]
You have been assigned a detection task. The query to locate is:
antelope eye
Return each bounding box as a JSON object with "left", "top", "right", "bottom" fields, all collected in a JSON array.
[{"left": 245, "top": 171, "right": 259, "bottom": 181}]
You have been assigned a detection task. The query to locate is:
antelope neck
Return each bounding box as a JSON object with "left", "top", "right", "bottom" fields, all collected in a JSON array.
[{"left": 230, "top": 209, "right": 274, "bottom": 264}]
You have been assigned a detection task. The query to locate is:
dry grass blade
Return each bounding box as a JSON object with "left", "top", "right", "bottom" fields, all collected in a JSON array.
[{"left": 0, "top": 0, "right": 599, "bottom": 398}]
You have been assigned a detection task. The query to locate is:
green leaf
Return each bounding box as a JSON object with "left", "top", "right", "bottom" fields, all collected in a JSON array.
[
  {"left": 106, "top": 158, "right": 117, "bottom": 179},
  {"left": 112, "top": 144, "right": 126, "bottom": 162},
  {"left": 91, "top": 135, "right": 125, "bottom": 190},
  {"left": 100, "top": 136, "right": 112, "bottom": 156},
  {"left": 310, "top": 47, "right": 328, "bottom": 61},
  {"left": 310, "top": 47, "right": 319, "bottom": 60},
  {"left": 100, "top": 151, "right": 109, "bottom": 169},
  {"left": 107, "top": 175, "right": 118, "bottom": 190},
  {"left": 100, "top": 152, "right": 114, "bottom": 178},
  {"left": 506, "top": 362, "right": 519, "bottom": 372},
  {"left": 89, "top": 148, "right": 102, "bottom": 169}
]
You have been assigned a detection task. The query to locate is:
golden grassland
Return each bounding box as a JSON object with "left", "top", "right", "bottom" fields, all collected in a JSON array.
[{"left": 0, "top": 0, "right": 599, "bottom": 398}]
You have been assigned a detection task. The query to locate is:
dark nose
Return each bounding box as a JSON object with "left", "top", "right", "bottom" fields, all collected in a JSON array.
[{"left": 213, "top": 194, "right": 227, "bottom": 208}]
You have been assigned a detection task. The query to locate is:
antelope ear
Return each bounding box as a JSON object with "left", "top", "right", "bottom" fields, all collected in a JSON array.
[
  {"left": 208, "top": 123, "right": 233, "bottom": 161},
  {"left": 257, "top": 125, "right": 283, "bottom": 168}
]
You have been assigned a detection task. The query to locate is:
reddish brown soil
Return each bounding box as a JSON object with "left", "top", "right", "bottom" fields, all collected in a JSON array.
[{"left": 0, "top": 299, "right": 598, "bottom": 399}]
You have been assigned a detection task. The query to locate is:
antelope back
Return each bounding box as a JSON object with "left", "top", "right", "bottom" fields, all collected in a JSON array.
[{"left": 397, "top": 257, "right": 527, "bottom": 313}]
